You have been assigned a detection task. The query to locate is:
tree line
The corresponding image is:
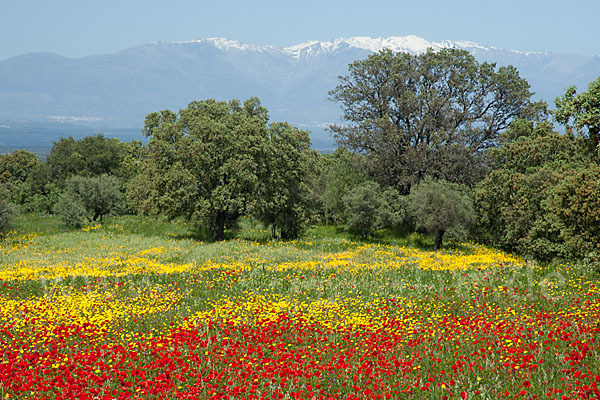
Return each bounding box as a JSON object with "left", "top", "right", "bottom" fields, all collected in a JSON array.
[{"left": 1, "top": 48, "right": 599, "bottom": 265}]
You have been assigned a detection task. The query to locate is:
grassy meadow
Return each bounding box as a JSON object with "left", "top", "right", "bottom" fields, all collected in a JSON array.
[{"left": 0, "top": 215, "right": 598, "bottom": 399}]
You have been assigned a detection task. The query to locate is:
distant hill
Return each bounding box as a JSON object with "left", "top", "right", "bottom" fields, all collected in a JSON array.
[{"left": 1, "top": 36, "right": 598, "bottom": 150}]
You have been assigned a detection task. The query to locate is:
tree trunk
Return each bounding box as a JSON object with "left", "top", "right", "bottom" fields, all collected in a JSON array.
[
  {"left": 434, "top": 229, "right": 445, "bottom": 250},
  {"left": 213, "top": 211, "right": 225, "bottom": 241}
]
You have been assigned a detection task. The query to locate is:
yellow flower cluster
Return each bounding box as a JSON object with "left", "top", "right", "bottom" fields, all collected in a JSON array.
[
  {"left": 0, "top": 282, "right": 183, "bottom": 342},
  {"left": 0, "top": 232, "right": 38, "bottom": 255},
  {"left": 81, "top": 224, "right": 101, "bottom": 232},
  {"left": 184, "top": 292, "right": 393, "bottom": 331},
  {"left": 0, "top": 240, "right": 526, "bottom": 282},
  {"left": 268, "top": 243, "right": 526, "bottom": 272},
  {"left": 183, "top": 281, "right": 600, "bottom": 342}
]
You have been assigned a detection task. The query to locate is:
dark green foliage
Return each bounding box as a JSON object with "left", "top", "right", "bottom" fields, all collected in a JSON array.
[
  {"left": 0, "top": 150, "right": 61, "bottom": 214},
  {"left": 129, "top": 98, "right": 314, "bottom": 241},
  {"left": 330, "top": 48, "right": 533, "bottom": 193},
  {"left": 46, "top": 134, "right": 141, "bottom": 185},
  {"left": 547, "top": 165, "right": 600, "bottom": 262},
  {"left": 474, "top": 118, "right": 593, "bottom": 262},
  {"left": 555, "top": 77, "right": 600, "bottom": 151},
  {"left": 475, "top": 166, "right": 567, "bottom": 261},
  {"left": 492, "top": 120, "right": 585, "bottom": 172},
  {"left": 0, "top": 150, "right": 43, "bottom": 204},
  {"left": 20, "top": 170, "right": 60, "bottom": 214},
  {"left": 319, "top": 148, "right": 367, "bottom": 224},
  {"left": 342, "top": 181, "right": 406, "bottom": 238},
  {"left": 408, "top": 178, "right": 474, "bottom": 250},
  {"left": 20, "top": 186, "right": 61, "bottom": 214},
  {"left": 54, "top": 175, "right": 124, "bottom": 227},
  {"left": 253, "top": 122, "right": 318, "bottom": 239},
  {"left": 0, "top": 183, "right": 17, "bottom": 234},
  {"left": 0, "top": 150, "right": 42, "bottom": 187}
]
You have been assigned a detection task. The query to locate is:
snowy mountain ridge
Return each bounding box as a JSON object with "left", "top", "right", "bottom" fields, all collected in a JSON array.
[
  {"left": 160, "top": 35, "right": 549, "bottom": 59},
  {"left": 285, "top": 36, "right": 453, "bottom": 57}
]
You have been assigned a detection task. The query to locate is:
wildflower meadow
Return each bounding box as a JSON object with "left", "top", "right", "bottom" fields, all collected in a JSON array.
[{"left": 0, "top": 216, "right": 598, "bottom": 400}]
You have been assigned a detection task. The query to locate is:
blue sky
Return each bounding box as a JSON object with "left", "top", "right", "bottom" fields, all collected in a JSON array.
[{"left": 2, "top": 0, "right": 599, "bottom": 61}]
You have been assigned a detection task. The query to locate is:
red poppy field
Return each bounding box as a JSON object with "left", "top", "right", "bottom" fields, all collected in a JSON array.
[{"left": 0, "top": 218, "right": 598, "bottom": 399}]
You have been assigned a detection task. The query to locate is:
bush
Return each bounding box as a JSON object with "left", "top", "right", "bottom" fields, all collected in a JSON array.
[
  {"left": 53, "top": 193, "right": 87, "bottom": 228},
  {"left": 20, "top": 183, "right": 61, "bottom": 214},
  {"left": 53, "top": 174, "right": 124, "bottom": 227},
  {"left": 342, "top": 181, "right": 406, "bottom": 238}
]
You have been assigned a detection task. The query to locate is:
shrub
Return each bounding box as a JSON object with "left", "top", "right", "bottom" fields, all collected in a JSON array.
[
  {"left": 53, "top": 193, "right": 87, "bottom": 228},
  {"left": 54, "top": 174, "right": 124, "bottom": 227},
  {"left": 342, "top": 181, "right": 406, "bottom": 238}
]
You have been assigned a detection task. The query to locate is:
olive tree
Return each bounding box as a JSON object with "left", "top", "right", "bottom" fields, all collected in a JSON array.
[
  {"left": 342, "top": 181, "right": 406, "bottom": 238},
  {"left": 54, "top": 174, "right": 124, "bottom": 228},
  {"left": 408, "top": 178, "right": 474, "bottom": 250}
]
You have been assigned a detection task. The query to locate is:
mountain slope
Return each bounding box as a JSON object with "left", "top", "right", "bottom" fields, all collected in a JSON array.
[{"left": 0, "top": 36, "right": 598, "bottom": 148}]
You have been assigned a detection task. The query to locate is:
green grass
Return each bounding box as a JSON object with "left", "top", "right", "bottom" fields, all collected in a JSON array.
[
  {"left": 9, "top": 213, "right": 459, "bottom": 252},
  {"left": 2, "top": 214, "right": 563, "bottom": 308},
  {"left": 11, "top": 212, "right": 71, "bottom": 235}
]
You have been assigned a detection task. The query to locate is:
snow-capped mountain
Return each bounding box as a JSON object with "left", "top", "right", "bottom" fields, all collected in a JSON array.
[
  {"left": 285, "top": 36, "right": 455, "bottom": 58},
  {"left": 0, "top": 36, "right": 598, "bottom": 149}
]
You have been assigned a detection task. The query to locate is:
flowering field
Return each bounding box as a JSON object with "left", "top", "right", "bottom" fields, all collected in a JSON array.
[{"left": 0, "top": 217, "right": 599, "bottom": 399}]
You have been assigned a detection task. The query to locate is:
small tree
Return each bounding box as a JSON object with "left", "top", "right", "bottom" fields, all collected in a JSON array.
[
  {"left": 0, "top": 184, "right": 17, "bottom": 235},
  {"left": 320, "top": 148, "right": 367, "bottom": 225},
  {"left": 46, "top": 134, "right": 138, "bottom": 185},
  {"left": 342, "top": 181, "right": 406, "bottom": 238},
  {"left": 0, "top": 150, "right": 42, "bottom": 187},
  {"left": 53, "top": 192, "right": 87, "bottom": 228},
  {"left": 0, "top": 150, "right": 43, "bottom": 207},
  {"left": 408, "top": 178, "right": 474, "bottom": 250},
  {"left": 54, "top": 175, "right": 124, "bottom": 227}
]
